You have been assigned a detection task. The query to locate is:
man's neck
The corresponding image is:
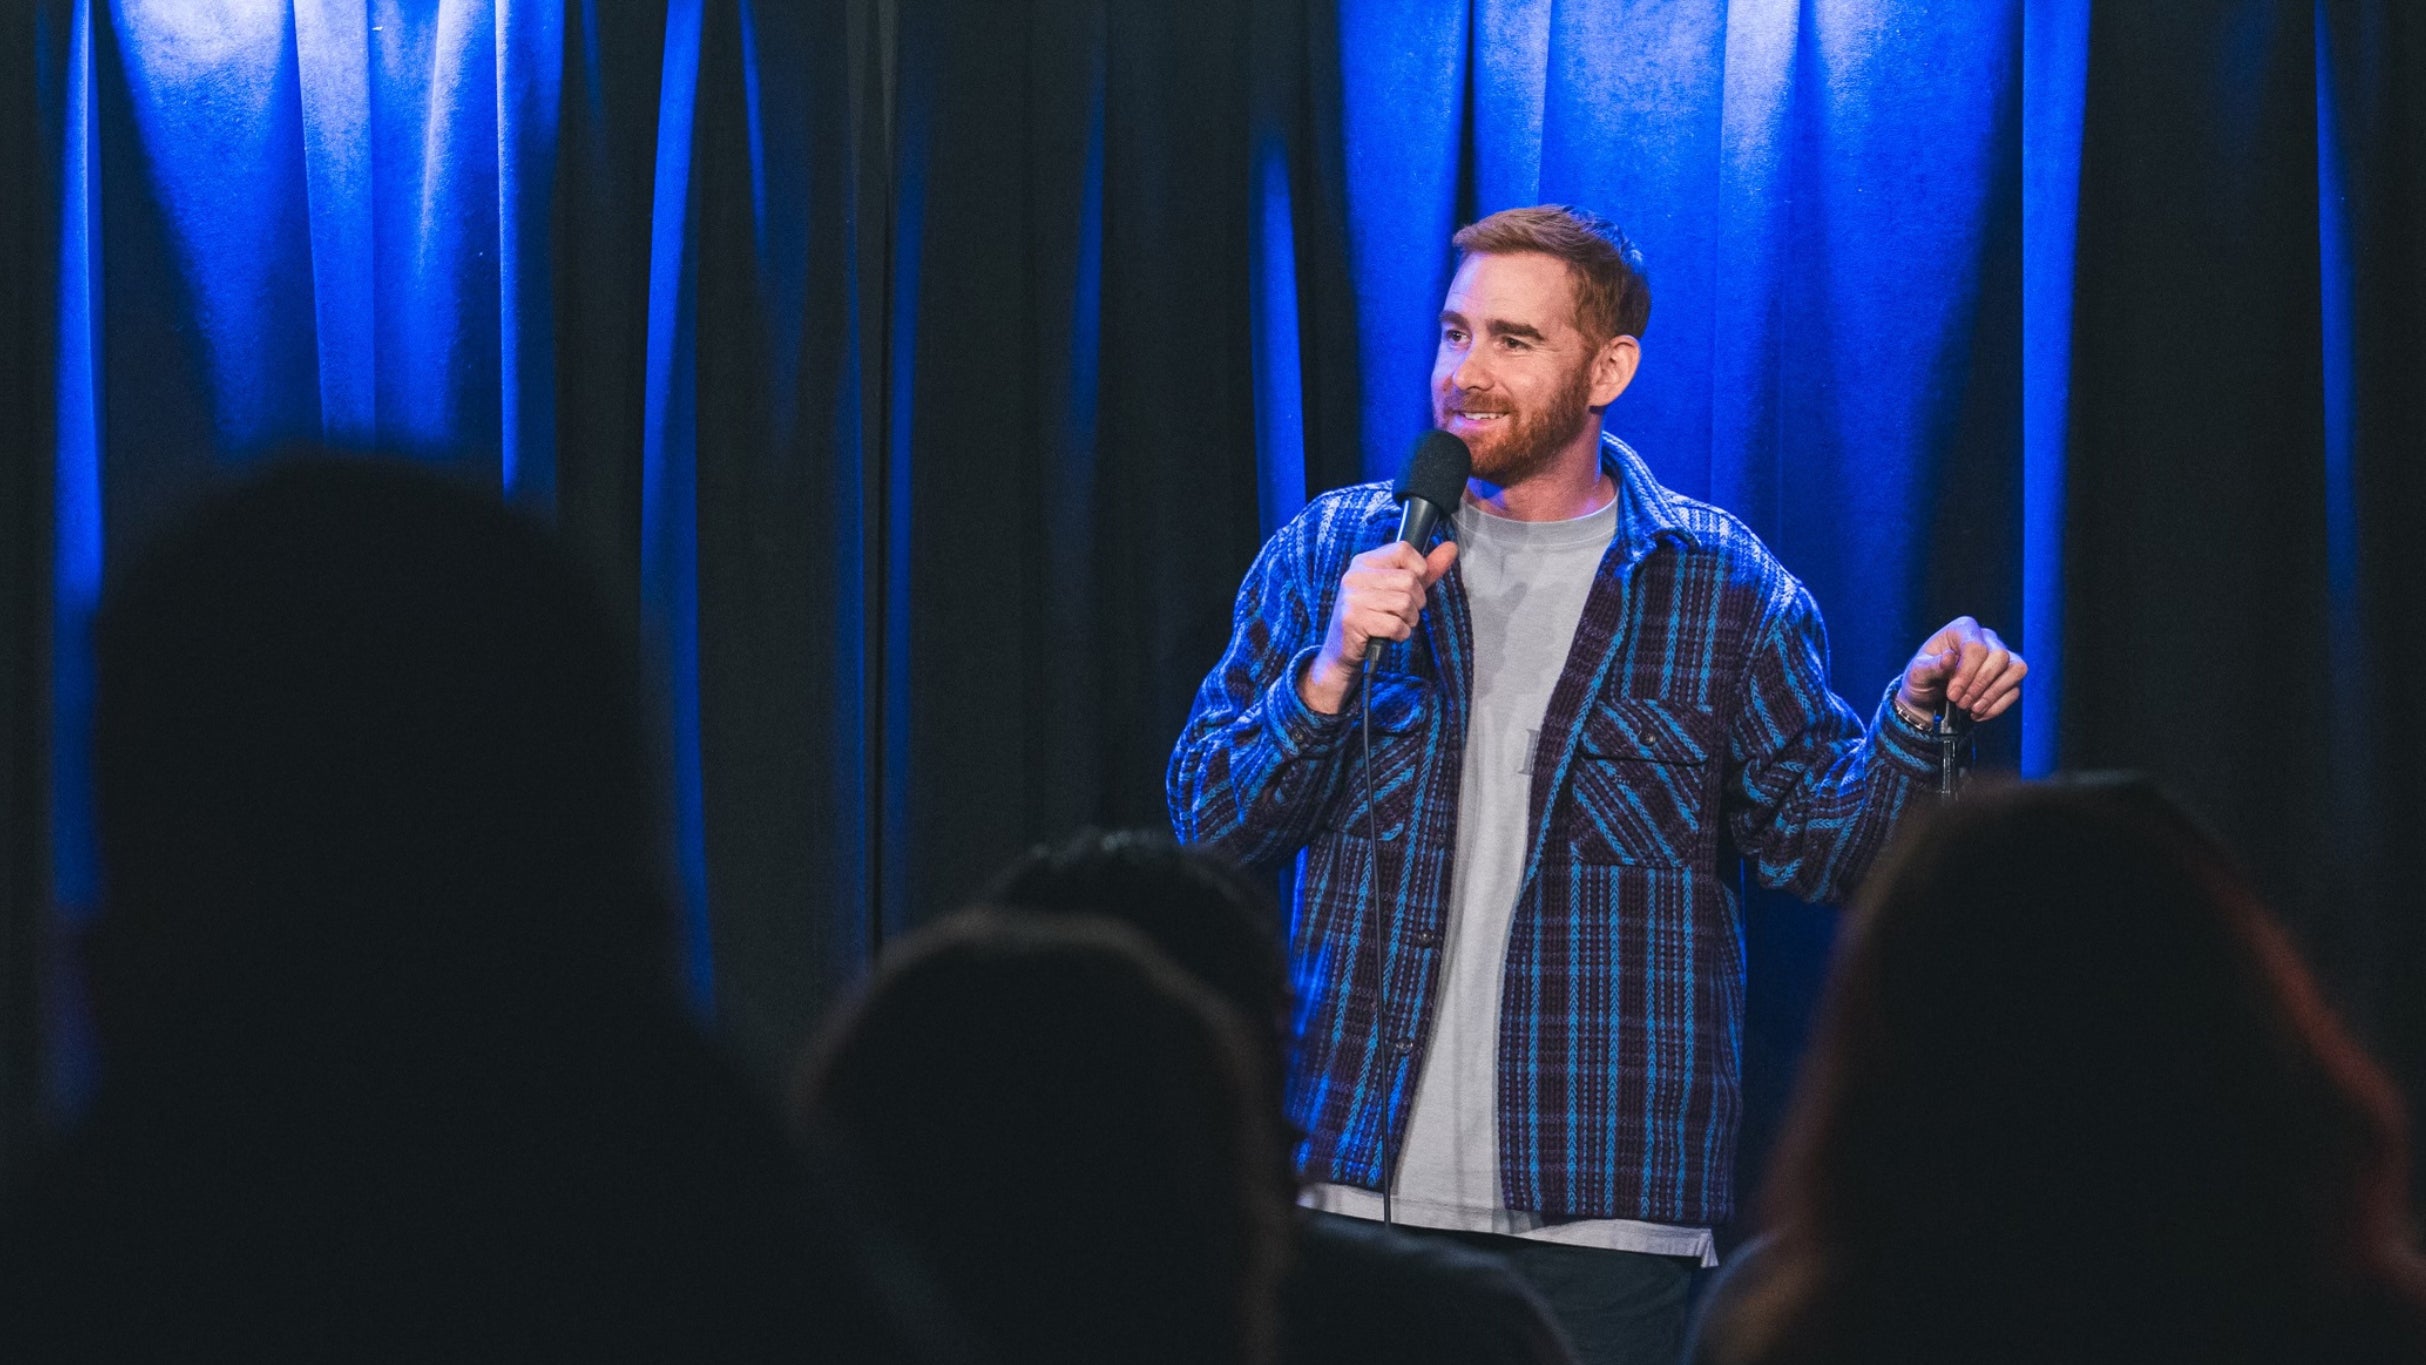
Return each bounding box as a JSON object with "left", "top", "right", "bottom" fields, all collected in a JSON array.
[{"left": 1464, "top": 431, "right": 1615, "bottom": 522}]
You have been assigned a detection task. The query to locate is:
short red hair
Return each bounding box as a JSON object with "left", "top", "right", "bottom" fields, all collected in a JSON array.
[{"left": 1452, "top": 205, "right": 1651, "bottom": 342}]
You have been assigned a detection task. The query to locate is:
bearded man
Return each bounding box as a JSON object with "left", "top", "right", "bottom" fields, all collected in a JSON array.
[{"left": 1168, "top": 205, "right": 2025, "bottom": 1364}]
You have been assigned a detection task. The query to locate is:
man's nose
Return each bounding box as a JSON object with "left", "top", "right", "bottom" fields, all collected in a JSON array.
[{"left": 1449, "top": 349, "right": 1491, "bottom": 393}]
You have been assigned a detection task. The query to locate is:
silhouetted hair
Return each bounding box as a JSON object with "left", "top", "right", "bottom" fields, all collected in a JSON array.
[
  {"left": 90, "top": 456, "right": 669, "bottom": 1039},
  {"left": 1710, "top": 777, "right": 2426, "bottom": 1363},
  {"left": 798, "top": 912, "right": 1285, "bottom": 1365},
  {"left": 984, "top": 828, "right": 1300, "bottom": 1203},
  {"left": 1453, "top": 205, "right": 1651, "bottom": 342},
  {"left": 13, "top": 455, "right": 847, "bottom": 1359},
  {"left": 984, "top": 829, "right": 1289, "bottom": 1095}
]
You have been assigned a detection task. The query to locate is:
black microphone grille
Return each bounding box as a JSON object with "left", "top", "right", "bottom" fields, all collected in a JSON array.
[{"left": 1393, "top": 430, "right": 1472, "bottom": 512}]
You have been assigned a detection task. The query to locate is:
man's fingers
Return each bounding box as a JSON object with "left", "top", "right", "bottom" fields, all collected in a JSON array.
[
  {"left": 1914, "top": 617, "right": 1978, "bottom": 683},
  {"left": 1947, "top": 640, "right": 1995, "bottom": 707},
  {"left": 1367, "top": 542, "right": 1430, "bottom": 576},
  {"left": 1968, "top": 678, "right": 2014, "bottom": 719},
  {"left": 1972, "top": 683, "right": 2020, "bottom": 722},
  {"left": 1966, "top": 654, "right": 2028, "bottom": 720},
  {"left": 1335, "top": 540, "right": 1457, "bottom": 664},
  {"left": 1906, "top": 647, "right": 1959, "bottom": 697},
  {"left": 1348, "top": 564, "right": 1422, "bottom": 590},
  {"left": 1356, "top": 594, "right": 1422, "bottom": 634},
  {"left": 1422, "top": 540, "right": 1460, "bottom": 586},
  {"left": 1354, "top": 604, "right": 1417, "bottom": 644},
  {"left": 1959, "top": 646, "right": 2009, "bottom": 708},
  {"left": 1337, "top": 540, "right": 1461, "bottom": 663},
  {"left": 1903, "top": 618, "right": 2026, "bottom": 722},
  {"left": 1378, "top": 569, "right": 1427, "bottom": 614},
  {"left": 1347, "top": 567, "right": 1425, "bottom": 606}
]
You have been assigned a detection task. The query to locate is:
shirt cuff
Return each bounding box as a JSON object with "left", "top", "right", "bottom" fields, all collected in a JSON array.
[
  {"left": 1261, "top": 645, "right": 1355, "bottom": 759},
  {"left": 1870, "top": 679, "right": 1952, "bottom": 782}
]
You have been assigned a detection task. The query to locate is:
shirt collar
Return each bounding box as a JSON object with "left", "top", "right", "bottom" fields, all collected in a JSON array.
[{"left": 1602, "top": 433, "right": 1699, "bottom": 563}]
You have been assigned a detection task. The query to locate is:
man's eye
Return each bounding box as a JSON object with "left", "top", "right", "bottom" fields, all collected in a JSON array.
[{"left": 1444, "top": 329, "right": 1468, "bottom": 345}]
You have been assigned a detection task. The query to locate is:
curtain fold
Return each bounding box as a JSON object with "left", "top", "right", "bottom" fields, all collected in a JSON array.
[
  {"left": 2317, "top": 0, "right": 2426, "bottom": 1122},
  {"left": 685, "top": 0, "right": 883, "bottom": 1074}
]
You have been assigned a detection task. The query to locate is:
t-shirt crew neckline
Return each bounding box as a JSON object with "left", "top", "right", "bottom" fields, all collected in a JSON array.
[{"left": 1452, "top": 490, "right": 1622, "bottom": 550}]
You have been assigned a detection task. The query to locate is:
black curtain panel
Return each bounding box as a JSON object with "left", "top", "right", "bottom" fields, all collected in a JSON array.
[
  {"left": 2063, "top": 0, "right": 2426, "bottom": 1126},
  {"left": 0, "top": 4, "right": 62, "bottom": 1175},
  {"left": 881, "top": 0, "right": 1277, "bottom": 935},
  {"left": 548, "top": 0, "right": 889, "bottom": 1085},
  {"left": 685, "top": 0, "right": 889, "bottom": 1081}
]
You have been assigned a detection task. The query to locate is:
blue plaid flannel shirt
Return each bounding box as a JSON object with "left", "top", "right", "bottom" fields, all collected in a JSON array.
[{"left": 1169, "top": 436, "right": 1948, "bottom": 1226}]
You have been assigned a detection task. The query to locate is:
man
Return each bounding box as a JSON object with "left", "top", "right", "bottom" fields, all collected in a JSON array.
[{"left": 1168, "top": 206, "right": 2025, "bottom": 1363}]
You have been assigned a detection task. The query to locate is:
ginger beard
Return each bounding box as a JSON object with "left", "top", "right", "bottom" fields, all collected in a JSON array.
[{"left": 1434, "top": 351, "right": 1598, "bottom": 487}]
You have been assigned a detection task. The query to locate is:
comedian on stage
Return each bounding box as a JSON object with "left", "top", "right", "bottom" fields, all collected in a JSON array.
[{"left": 1168, "top": 205, "right": 2026, "bottom": 1364}]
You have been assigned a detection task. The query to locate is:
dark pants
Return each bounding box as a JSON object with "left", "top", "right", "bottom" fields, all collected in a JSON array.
[{"left": 1417, "top": 1226, "right": 1701, "bottom": 1365}]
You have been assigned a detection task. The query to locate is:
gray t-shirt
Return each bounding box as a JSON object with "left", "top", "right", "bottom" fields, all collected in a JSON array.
[{"left": 1306, "top": 492, "right": 1715, "bottom": 1263}]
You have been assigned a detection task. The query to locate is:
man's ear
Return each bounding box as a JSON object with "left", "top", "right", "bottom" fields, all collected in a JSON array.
[{"left": 1589, "top": 334, "right": 1641, "bottom": 409}]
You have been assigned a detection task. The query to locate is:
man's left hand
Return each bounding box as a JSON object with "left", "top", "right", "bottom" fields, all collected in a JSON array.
[{"left": 1898, "top": 617, "right": 2026, "bottom": 723}]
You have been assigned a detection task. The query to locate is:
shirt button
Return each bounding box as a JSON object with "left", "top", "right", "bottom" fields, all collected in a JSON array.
[
  {"left": 1392, "top": 1037, "right": 1416, "bottom": 1056},
  {"left": 1410, "top": 930, "right": 1439, "bottom": 949}
]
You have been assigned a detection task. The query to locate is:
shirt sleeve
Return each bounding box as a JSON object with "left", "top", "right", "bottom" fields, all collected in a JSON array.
[
  {"left": 1166, "top": 507, "right": 1370, "bottom": 873},
  {"left": 1721, "top": 579, "right": 1942, "bottom": 902}
]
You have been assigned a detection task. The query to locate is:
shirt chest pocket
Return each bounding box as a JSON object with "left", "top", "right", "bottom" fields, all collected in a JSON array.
[{"left": 1561, "top": 697, "right": 1717, "bottom": 868}]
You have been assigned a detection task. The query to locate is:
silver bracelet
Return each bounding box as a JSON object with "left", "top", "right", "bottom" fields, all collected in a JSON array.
[{"left": 1890, "top": 692, "right": 1938, "bottom": 734}]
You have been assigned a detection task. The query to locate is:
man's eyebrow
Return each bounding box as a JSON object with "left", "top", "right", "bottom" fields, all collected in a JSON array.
[{"left": 1438, "top": 311, "right": 1549, "bottom": 343}]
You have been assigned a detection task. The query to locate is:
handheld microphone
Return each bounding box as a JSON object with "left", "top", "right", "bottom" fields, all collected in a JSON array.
[
  {"left": 1362, "top": 429, "right": 1469, "bottom": 1227},
  {"left": 1391, "top": 429, "right": 1473, "bottom": 552}
]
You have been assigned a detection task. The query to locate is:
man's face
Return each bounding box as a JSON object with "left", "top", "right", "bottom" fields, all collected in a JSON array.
[{"left": 1431, "top": 251, "right": 1606, "bottom": 486}]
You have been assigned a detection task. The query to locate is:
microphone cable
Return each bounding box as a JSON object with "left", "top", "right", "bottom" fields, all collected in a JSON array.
[{"left": 1357, "top": 645, "right": 1398, "bottom": 1226}]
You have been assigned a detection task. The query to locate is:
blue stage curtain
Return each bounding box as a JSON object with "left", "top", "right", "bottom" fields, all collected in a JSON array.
[
  {"left": 6, "top": 0, "right": 2421, "bottom": 1183},
  {"left": 12, "top": 0, "right": 882, "bottom": 1113}
]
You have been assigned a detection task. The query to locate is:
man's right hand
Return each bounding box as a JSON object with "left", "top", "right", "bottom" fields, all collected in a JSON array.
[{"left": 1298, "top": 539, "right": 1460, "bottom": 715}]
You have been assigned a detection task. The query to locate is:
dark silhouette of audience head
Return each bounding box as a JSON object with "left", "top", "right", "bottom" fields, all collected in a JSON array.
[
  {"left": 985, "top": 827, "right": 1295, "bottom": 1176},
  {"left": 87, "top": 457, "right": 669, "bottom": 1056},
  {"left": 980, "top": 829, "right": 1581, "bottom": 1365},
  {"left": 797, "top": 910, "right": 1286, "bottom": 1365},
  {"left": 1703, "top": 777, "right": 2426, "bottom": 1363},
  {"left": 5, "top": 456, "right": 842, "bottom": 1358}
]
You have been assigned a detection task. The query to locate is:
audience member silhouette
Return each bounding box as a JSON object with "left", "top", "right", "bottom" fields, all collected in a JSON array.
[
  {"left": 1688, "top": 777, "right": 2426, "bottom": 1364},
  {"left": 795, "top": 910, "right": 1286, "bottom": 1365},
  {"left": 985, "top": 828, "right": 1579, "bottom": 1365},
  {"left": 0, "top": 458, "right": 889, "bottom": 1359}
]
